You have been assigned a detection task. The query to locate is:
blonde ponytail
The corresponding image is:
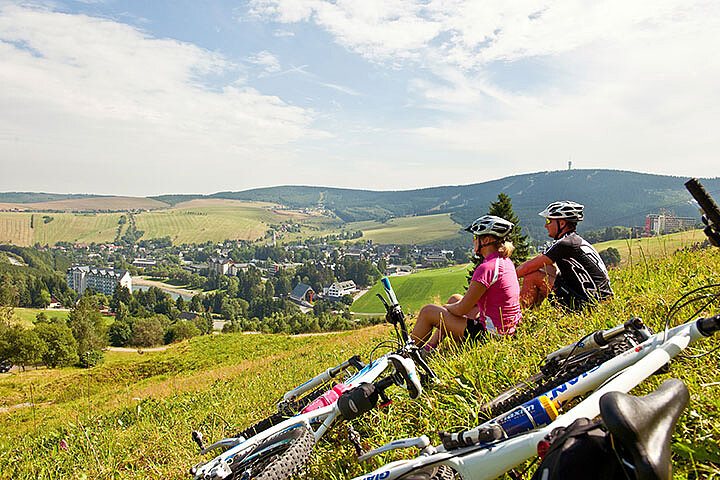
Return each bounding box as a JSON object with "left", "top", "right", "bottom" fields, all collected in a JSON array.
[{"left": 498, "top": 240, "right": 515, "bottom": 259}]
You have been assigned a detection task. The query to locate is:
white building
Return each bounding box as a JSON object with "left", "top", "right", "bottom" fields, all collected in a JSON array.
[
  {"left": 66, "top": 265, "right": 132, "bottom": 296},
  {"left": 323, "top": 280, "right": 358, "bottom": 299}
]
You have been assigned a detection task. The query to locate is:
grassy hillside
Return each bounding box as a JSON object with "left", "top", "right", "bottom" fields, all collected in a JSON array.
[
  {"left": 593, "top": 229, "right": 706, "bottom": 266},
  {"left": 352, "top": 264, "right": 472, "bottom": 314},
  {"left": 0, "top": 248, "right": 719, "bottom": 478},
  {"left": 347, "top": 213, "right": 464, "bottom": 246}
]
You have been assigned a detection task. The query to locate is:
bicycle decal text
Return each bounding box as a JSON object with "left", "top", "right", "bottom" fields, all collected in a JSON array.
[
  {"left": 360, "top": 472, "right": 390, "bottom": 480},
  {"left": 546, "top": 365, "right": 602, "bottom": 400}
]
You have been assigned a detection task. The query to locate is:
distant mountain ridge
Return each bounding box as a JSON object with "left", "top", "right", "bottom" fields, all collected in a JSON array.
[
  {"left": 3, "top": 170, "right": 718, "bottom": 241},
  {"left": 198, "top": 169, "right": 720, "bottom": 239}
]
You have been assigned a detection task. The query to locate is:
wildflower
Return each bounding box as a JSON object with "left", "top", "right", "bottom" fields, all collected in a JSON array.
[{"left": 59, "top": 439, "right": 68, "bottom": 450}]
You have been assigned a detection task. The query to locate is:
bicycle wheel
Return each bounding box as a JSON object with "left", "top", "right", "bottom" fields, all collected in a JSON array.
[
  {"left": 398, "top": 465, "right": 460, "bottom": 480},
  {"left": 229, "top": 424, "right": 315, "bottom": 480},
  {"left": 479, "top": 336, "right": 638, "bottom": 418}
]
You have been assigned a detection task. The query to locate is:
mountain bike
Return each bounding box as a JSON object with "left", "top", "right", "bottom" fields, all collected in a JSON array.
[
  {"left": 189, "top": 277, "right": 437, "bottom": 480},
  {"left": 353, "top": 283, "right": 720, "bottom": 480}
]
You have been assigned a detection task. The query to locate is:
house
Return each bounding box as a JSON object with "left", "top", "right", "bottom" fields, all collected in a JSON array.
[
  {"left": 179, "top": 312, "right": 200, "bottom": 322},
  {"left": 132, "top": 258, "right": 157, "bottom": 268},
  {"left": 290, "top": 283, "right": 315, "bottom": 304},
  {"left": 209, "top": 257, "right": 234, "bottom": 275},
  {"left": 323, "top": 280, "right": 358, "bottom": 300},
  {"left": 66, "top": 265, "right": 132, "bottom": 296}
]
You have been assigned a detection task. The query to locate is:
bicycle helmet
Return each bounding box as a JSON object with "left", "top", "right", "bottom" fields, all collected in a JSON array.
[
  {"left": 464, "top": 215, "right": 514, "bottom": 238},
  {"left": 539, "top": 201, "right": 584, "bottom": 222}
]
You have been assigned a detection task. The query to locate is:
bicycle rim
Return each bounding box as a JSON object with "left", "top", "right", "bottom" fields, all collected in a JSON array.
[{"left": 229, "top": 425, "right": 315, "bottom": 480}]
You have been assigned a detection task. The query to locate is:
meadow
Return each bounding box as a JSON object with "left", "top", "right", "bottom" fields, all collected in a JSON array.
[
  {"left": 351, "top": 264, "right": 472, "bottom": 314},
  {"left": 1, "top": 246, "right": 718, "bottom": 479},
  {"left": 593, "top": 228, "right": 705, "bottom": 266},
  {"left": 346, "top": 213, "right": 464, "bottom": 245}
]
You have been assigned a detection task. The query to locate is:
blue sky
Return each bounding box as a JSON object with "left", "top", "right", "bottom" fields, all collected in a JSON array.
[{"left": 1, "top": 0, "right": 718, "bottom": 196}]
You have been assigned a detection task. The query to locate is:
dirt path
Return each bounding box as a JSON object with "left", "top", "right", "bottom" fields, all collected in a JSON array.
[{"left": 107, "top": 346, "right": 171, "bottom": 352}]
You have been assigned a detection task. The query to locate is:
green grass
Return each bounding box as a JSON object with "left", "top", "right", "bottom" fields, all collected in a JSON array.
[
  {"left": 352, "top": 264, "right": 472, "bottom": 314},
  {"left": 1, "top": 248, "right": 719, "bottom": 479},
  {"left": 347, "top": 213, "right": 464, "bottom": 245},
  {"left": 10, "top": 308, "right": 71, "bottom": 328},
  {"left": 593, "top": 229, "right": 705, "bottom": 266}
]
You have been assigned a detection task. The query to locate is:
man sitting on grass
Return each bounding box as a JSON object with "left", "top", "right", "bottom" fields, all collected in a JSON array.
[{"left": 516, "top": 201, "right": 613, "bottom": 311}]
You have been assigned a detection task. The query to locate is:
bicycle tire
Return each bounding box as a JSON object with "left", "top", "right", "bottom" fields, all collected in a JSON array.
[
  {"left": 479, "top": 336, "right": 638, "bottom": 418},
  {"left": 229, "top": 424, "right": 315, "bottom": 480},
  {"left": 398, "top": 465, "right": 460, "bottom": 480}
]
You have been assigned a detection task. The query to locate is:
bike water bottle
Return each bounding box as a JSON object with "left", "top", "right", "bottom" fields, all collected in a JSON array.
[
  {"left": 301, "top": 383, "right": 352, "bottom": 413},
  {"left": 494, "top": 395, "right": 559, "bottom": 437}
]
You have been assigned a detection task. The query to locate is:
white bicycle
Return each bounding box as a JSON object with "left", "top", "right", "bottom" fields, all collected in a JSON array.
[
  {"left": 353, "top": 284, "right": 720, "bottom": 480},
  {"left": 189, "top": 277, "right": 437, "bottom": 480}
]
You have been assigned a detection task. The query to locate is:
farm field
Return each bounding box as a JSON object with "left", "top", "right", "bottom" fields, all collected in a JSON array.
[
  {"left": 0, "top": 196, "right": 168, "bottom": 211},
  {"left": 0, "top": 200, "right": 342, "bottom": 246},
  {"left": 133, "top": 199, "right": 341, "bottom": 244},
  {"left": 0, "top": 212, "right": 124, "bottom": 246},
  {"left": 593, "top": 229, "right": 705, "bottom": 266},
  {"left": 352, "top": 264, "right": 471, "bottom": 314},
  {"left": 0, "top": 248, "right": 718, "bottom": 479},
  {"left": 347, "top": 213, "right": 463, "bottom": 245}
]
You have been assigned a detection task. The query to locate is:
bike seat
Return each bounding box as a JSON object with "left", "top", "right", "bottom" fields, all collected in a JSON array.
[{"left": 599, "top": 378, "right": 689, "bottom": 480}]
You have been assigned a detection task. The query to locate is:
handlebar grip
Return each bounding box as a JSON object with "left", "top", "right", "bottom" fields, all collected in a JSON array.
[
  {"left": 697, "top": 314, "right": 720, "bottom": 336},
  {"left": 685, "top": 178, "right": 720, "bottom": 227},
  {"left": 381, "top": 277, "right": 399, "bottom": 306}
]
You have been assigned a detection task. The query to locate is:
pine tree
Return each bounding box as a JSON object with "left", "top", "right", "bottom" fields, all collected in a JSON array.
[
  {"left": 466, "top": 192, "right": 532, "bottom": 287},
  {"left": 487, "top": 192, "right": 531, "bottom": 264}
]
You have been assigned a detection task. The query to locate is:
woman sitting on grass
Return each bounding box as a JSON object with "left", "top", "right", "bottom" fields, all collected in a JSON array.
[{"left": 411, "top": 215, "right": 523, "bottom": 352}]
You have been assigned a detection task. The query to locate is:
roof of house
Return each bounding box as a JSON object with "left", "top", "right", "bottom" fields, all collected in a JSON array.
[{"left": 290, "top": 283, "right": 314, "bottom": 300}]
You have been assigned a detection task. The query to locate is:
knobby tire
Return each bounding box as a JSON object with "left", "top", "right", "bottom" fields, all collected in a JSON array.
[{"left": 231, "top": 425, "right": 315, "bottom": 480}]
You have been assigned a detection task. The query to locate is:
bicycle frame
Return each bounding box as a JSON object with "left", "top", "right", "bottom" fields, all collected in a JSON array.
[{"left": 354, "top": 314, "right": 718, "bottom": 480}]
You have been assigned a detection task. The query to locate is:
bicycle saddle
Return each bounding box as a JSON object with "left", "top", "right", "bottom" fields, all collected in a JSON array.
[{"left": 599, "top": 378, "right": 689, "bottom": 480}]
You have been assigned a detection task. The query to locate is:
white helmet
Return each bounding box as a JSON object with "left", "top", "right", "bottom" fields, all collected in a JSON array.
[
  {"left": 539, "top": 201, "right": 584, "bottom": 222},
  {"left": 465, "top": 215, "right": 514, "bottom": 238}
]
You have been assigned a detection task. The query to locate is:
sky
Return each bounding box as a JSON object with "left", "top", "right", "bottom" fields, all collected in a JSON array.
[{"left": 1, "top": 0, "right": 719, "bottom": 196}]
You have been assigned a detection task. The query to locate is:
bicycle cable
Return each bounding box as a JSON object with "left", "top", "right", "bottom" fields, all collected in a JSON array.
[{"left": 663, "top": 284, "right": 720, "bottom": 358}]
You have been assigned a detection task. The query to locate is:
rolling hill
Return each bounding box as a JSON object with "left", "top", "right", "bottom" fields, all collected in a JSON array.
[{"left": 2, "top": 169, "right": 718, "bottom": 245}]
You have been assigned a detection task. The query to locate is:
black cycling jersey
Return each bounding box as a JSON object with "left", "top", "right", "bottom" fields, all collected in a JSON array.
[{"left": 544, "top": 231, "right": 613, "bottom": 309}]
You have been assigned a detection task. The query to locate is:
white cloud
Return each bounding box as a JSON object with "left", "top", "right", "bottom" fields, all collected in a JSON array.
[
  {"left": 0, "top": 3, "right": 327, "bottom": 194},
  {"left": 248, "top": 49, "right": 281, "bottom": 75},
  {"left": 251, "top": 0, "right": 720, "bottom": 179}
]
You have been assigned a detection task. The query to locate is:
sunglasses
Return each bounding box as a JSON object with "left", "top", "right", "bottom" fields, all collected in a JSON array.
[{"left": 545, "top": 218, "right": 552, "bottom": 225}]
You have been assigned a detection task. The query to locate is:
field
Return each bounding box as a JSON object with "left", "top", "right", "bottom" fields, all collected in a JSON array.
[
  {"left": 8, "top": 308, "right": 114, "bottom": 328},
  {"left": 0, "top": 197, "right": 168, "bottom": 211},
  {"left": 347, "top": 213, "right": 464, "bottom": 245},
  {"left": 352, "top": 264, "right": 472, "bottom": 314},
  {"left": 593, "top": 229, "right": 705, "bottom": 266},
  {"left": 1, "top": 248, "right": 719, "bottom": 478},
  {"left": 0, "top": 200, "right": 342, "bottom": 246},
  {"left": 0, "top": 212, "right": 126, "bottom": 246}
]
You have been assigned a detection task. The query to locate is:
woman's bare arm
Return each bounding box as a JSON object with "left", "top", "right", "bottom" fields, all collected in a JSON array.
[{"left": 445, "top": 280, "right": 486, "bottom": 317}]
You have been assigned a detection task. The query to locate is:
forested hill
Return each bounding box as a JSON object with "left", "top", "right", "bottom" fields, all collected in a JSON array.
[{"left": 200, "top": 170, "right": 719, "bottom": 238}]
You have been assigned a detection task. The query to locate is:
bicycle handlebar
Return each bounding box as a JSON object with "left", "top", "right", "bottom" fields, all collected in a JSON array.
[{"left": 685, "top": 178, "right": 720, "bottom": 227}]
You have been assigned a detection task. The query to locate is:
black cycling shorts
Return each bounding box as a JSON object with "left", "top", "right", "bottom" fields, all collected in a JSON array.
[
  {"left": 464, "top": 318, "right": 489, "bottom": 343},
  {"left": 551, "top": 276, "right": 594, "bottom": 311}
]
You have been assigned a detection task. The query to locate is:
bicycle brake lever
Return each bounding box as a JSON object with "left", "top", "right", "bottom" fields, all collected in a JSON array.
[{"left": 357, "top": 435, "right": 433, "bottom": 462}]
